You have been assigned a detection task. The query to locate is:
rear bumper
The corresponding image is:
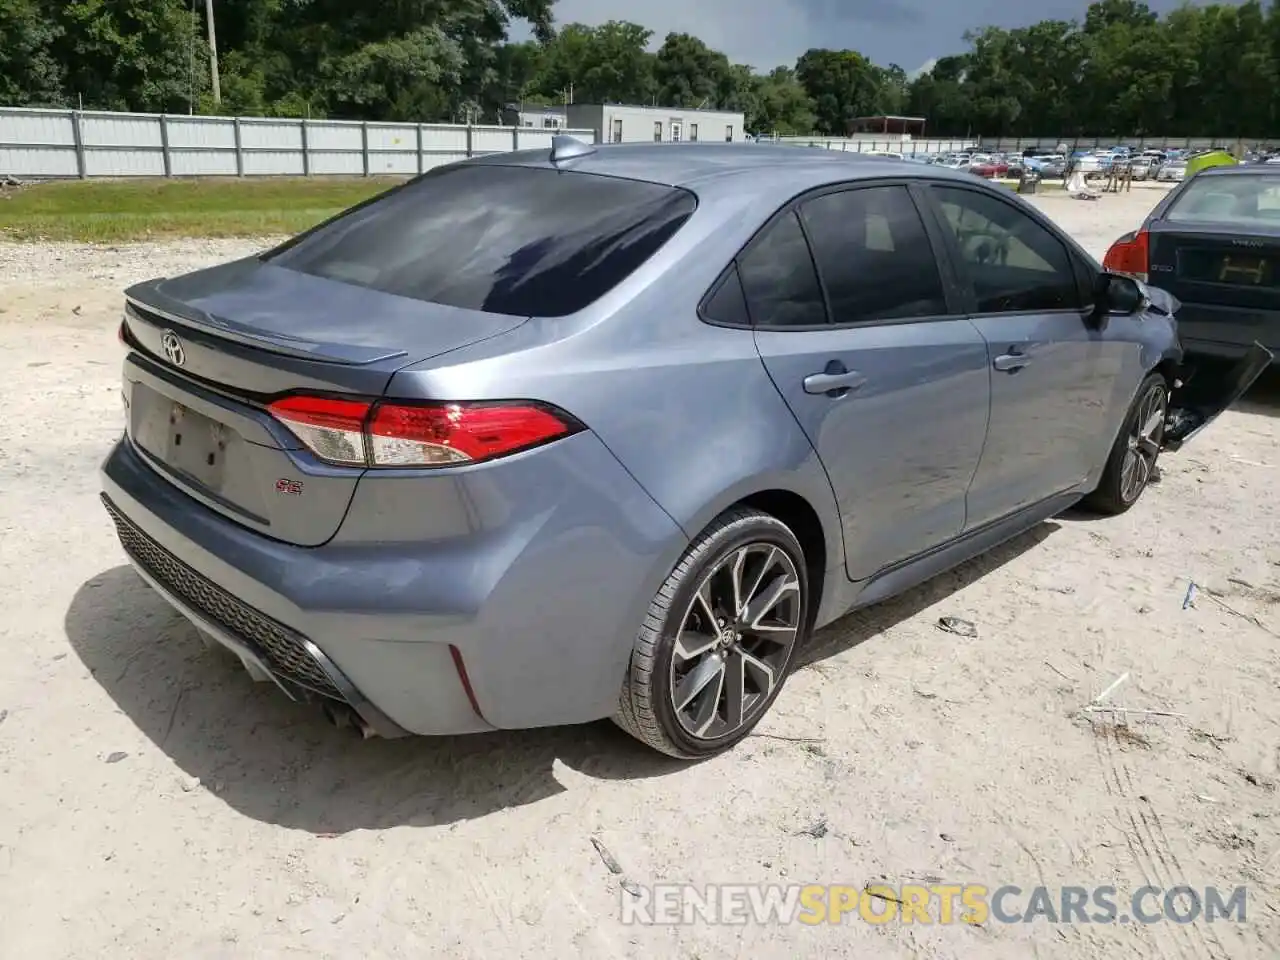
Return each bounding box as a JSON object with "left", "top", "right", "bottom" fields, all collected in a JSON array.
[{"left": 100, "top": 430, "right": 686, "bottom": 736}]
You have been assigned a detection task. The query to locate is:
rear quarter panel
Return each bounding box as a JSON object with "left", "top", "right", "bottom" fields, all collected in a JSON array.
[{"left": 385, "top": 182, "right": 846, "bottom": 575}]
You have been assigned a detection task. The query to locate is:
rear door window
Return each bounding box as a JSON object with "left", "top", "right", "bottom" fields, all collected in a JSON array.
[
  {"left": 265, "top": 165, "right": 697, "bottom": 318},
  {"left": 799, "top": 185, "right": 949, "bottom": 323},
  {"left": 737, "top": 212, "right": 828, "bottom": 328}
]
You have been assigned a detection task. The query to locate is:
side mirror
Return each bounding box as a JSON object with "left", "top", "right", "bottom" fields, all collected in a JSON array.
[{"left": 1092, "top": 272, "right": 1149, "bottom": 319}]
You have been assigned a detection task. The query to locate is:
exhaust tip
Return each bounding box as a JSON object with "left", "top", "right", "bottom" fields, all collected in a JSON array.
[{"left": 321, "top": 700, "right": 376, "bottom": 739}]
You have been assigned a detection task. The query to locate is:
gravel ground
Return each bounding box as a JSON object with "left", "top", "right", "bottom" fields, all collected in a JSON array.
[{"left": 0, "top": 185, "right": 1277, "bottom": 959}]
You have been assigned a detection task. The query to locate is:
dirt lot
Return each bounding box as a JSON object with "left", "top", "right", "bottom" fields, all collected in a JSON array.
[{"left": 0, "top": 184, "right": 1277, "bottom": 959}]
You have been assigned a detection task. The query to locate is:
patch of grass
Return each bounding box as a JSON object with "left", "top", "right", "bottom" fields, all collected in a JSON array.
[{"left": 0, "top": 176, "right": 406, "bottom": 242}]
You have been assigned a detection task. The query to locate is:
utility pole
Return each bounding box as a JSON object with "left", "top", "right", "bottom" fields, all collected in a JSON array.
[{"left": 205, "top": 0, "right": 221, "bottom": 106}]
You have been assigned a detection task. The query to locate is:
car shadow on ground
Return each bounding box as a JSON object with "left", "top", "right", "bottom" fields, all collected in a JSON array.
[
  {"left": 798, "top": 522, "right": 1057, "bottom": 668},
  {"left": 67, "top": 526, "right": 1055, "bottom": 834}
]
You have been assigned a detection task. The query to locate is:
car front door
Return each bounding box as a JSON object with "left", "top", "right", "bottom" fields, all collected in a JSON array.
[
  {"left": 742, "top": 182, "right": 991, "bottom": 582},
  {"left": 923, "top": 183, "right": 1132, "bottom": 529}
]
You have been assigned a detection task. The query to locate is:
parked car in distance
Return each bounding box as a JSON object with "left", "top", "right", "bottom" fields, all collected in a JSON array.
[
  {"left": 103, "top": 139, "right": 1270, "bottom": 759},
  {"left": 1105, "top": 164, "right": 1280, "bottom": 366},
  {"left": 1158, "top": 159, "right": 1188, "bottom": 182},
  {"left": 1024, "top": 155, "right": 1067, "bottom": 178},
  {"left": 969, "top": 154, "right": 1010, "bottom": 178}
]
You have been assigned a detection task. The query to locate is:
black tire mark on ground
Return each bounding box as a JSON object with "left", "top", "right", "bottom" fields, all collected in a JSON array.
[
  {"left": 1143, "top": 805, "right": 1231, "bottom": 960},
  {"left": 1098, "top": 722, "right": 1192, "bottom": 960}
]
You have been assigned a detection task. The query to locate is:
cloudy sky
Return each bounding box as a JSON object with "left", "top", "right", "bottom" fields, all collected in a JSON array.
[{"left": 531, "top": 0, "right": 1237, "bottom": 73}]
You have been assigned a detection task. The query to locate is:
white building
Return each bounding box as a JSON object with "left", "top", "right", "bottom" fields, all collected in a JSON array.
[
  {"left": 500, "top": 105, "right": 568, "bottom": 130},
  {"left": 565, "top": 104, "right": 746, "bottom": 145}
]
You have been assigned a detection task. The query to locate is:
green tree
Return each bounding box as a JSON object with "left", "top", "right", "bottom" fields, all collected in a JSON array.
[
  {"left": 54, "top": 0, "right": 205, "bottom": 112},
  {"left": 795, "top": 48, "right": 887, "bottom": 135},
  {"left": 0, "top": 0, "right": 66, "bottom": 106},
  {"left": 535, "top": 21, "right": 656, "bottom": 106},
  {"left": 654, "top": 32, "right": 731, "bottom": 108},
  {"left": 748, "top": 66, "right": 816, "bottom": 135}
]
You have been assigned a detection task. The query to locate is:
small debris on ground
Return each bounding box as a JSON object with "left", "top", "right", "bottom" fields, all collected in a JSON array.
[
  {"left": 864, "top": 883, "right": 904, "bottom": 904},
  {"left": 1088, "top": 672, "right": 1130, "bottom": 707},
  {"left": 939, "top": 832, "right": 955, "bottom": 842},
  {"left": 1239, "top": 770, "right": 1276, "bottom": 792},
  {"left": 796, "top": 817, "right": 829, "bottom": 839},
  {"left": 105, "top": 751, "right": 128, "bottom": 764},
  {"left": 1090, "top": 722, "right": 1150, "bottom": 749},
  {"left": 936, "top": 617, "right": 977, "bottom": 637},
  {"left": 591, "top": 836, "right": 644, "bottom": 898},
  {"left": 590, "top": 837, "right": 624, "bottom": 875},
  {"left": 0, "top": 709, "right": 7, "bottom": 726},
  {"left": 1044, "top": 660, "right": 1074, "bottom": 681},
  {"left": 1190, "top": 729, "right": 1233, "bottom": 749}
]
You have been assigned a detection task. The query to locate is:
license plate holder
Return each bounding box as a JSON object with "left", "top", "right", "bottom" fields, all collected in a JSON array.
[
  {"left": 157, "top": 402, "right": 228, "bottom": 490},
  {"left": 1217, "top": 254, "right": 1269, "bottom": 285}
]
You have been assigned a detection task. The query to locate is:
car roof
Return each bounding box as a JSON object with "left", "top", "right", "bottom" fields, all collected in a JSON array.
[
  {"left": 468, "top": 141, "right": 985, "bottom": 194},
  {"left": 1196, "top": 163, "right": 1280, "bottom": 177}
]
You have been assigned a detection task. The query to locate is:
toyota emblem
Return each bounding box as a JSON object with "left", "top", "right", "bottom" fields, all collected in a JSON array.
[{"left": 160, "top": 329, "right": 186, "bottom": 367}]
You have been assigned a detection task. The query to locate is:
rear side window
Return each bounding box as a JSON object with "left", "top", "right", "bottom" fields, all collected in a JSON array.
[
  {"left": 738, "top": 212, "right": 827, "bottom": 328},
  {"left": 800, "top": 186, "right": 948, "bottom": 323},
  {"left": 265, "top": 165, "right": 696, "bottom": 318},
  {"left": 701, "top": 264, "right": 750, "bottom": 326}
]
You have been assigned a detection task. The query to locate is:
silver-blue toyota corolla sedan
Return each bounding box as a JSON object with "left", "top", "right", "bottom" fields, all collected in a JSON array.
[{"left": 102, "top": 139, "right": 1271, "bottom": 758}]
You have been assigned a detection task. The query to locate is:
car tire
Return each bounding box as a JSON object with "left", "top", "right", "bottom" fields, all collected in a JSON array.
[
  {"left": 613, "top": 507, "right": 810, "bottom": 759},
  {"left": 1084, "top": 372, "right": 1168, "bottom": 515}
]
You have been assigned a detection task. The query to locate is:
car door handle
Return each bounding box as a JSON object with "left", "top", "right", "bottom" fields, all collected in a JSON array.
[
  {"left": 993, "top": 349, "right": 1032, "bottom": 372},
  {"left": 803, "top": 366, "right": 866, "bottom": 396}
]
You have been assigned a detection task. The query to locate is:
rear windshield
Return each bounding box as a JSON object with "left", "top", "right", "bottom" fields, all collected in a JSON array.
[
  {"left": 265, "top": 164, "right": 696, "bottom": 317},
  {"left": 1166, "top": 174, "right": 1280, "bottom": 227}
]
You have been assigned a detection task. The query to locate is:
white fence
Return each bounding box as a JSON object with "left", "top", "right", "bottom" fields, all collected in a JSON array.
[
  {"left": 770, "top": 135, "right": 978, "bottom": 155},
  {"left": 0, "top": 106, "right": 599, "bottom": 179},
  {"left": 981, "top": 135, "right": 1280, "bottom": 152}
]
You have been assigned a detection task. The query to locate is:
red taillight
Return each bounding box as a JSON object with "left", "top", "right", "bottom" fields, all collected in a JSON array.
[
  {"left": 268, "top": 395, "right": 371, "bottom": 466},
  {"left": 1102, "top": 229, "right": 1149, "bottom": 281},
  {"left": 368, "top": 402, "right": 573, "bottom": 467},
  {"left": 266, "top": 395, "right": 577, "bottom": 468}
]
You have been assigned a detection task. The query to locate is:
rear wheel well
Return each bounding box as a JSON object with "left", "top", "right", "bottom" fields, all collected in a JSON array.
[
  {"left": 736, "top": 490, "right": 826, "bottom": 627},
  {"left": 1154, "top": 357, "right": 1179, "bottom": 388}
]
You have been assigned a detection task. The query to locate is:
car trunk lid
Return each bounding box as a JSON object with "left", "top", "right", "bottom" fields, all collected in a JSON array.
[
  {"left": 121, "top": 260, "right": 528, "bottom": 546},
  {"left": 1148, "top": 221, "right": 1280, "bottom": 348}
]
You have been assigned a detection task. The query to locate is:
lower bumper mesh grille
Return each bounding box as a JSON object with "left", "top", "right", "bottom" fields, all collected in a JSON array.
[{"left": 102, "top": 496, "right": 344, "bottom": 701}]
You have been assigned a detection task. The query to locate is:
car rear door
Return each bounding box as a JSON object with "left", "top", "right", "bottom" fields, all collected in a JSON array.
[
  {"left": 922, "top": 183, "right": 1133, "bottom": 529},
  {"left": 744, "top": 181, "right": 991, "bottom": 582}
]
